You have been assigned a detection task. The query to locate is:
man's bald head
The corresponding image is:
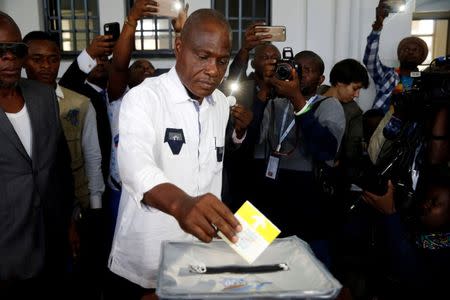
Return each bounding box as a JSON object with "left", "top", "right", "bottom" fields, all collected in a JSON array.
[
  {"left": 181, "top": 9, "right": 231, "bottom": 45},
  {"left": 0, "top": 11, "right": 21, "bottom": 40}
]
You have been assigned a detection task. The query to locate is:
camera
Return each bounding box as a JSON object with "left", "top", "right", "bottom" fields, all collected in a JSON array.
[
  {"left": 275, "top": 47, "right": 301, "bottom": 81},
  {"left": 392, "top": 55, "right": 450, "bottom": 121}
]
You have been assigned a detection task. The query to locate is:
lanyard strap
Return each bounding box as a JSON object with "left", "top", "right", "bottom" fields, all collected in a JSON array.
[{"left": 277, "top": 103, "right": 296, "bottom": 151}]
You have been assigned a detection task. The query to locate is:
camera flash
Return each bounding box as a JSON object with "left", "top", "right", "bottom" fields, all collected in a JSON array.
[
  {"left": 399, "top": 4, "right": 406, "bottom": 12},
  {"left": 173, "top": 1, "right": 182, "bottom": 11},
  {"left": 230, "top": 82, "right": 239, "bottom": 93}
]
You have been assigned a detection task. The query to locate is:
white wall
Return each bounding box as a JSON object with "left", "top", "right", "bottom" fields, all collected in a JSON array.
[{"left": 2, "top": 0, "right": 439, "bottom": 110}]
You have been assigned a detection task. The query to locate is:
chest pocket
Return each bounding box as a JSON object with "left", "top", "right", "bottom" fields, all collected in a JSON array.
[{"left": 164, "top": 128, "right": 186, "bottom": 155}]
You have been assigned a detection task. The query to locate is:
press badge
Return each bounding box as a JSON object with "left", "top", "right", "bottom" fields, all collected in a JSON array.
[{"left": 265, "top": 155, "right": 279, "bottom": 180}]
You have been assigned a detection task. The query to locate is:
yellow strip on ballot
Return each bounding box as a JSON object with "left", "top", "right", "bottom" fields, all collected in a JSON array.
[{"left": 218, "top": 201, "right": 281, "bottom": 264}]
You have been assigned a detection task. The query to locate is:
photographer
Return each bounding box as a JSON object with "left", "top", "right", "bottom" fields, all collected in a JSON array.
[
  {"left": 362, "top": 166, "right": 450, "bottom": 298},
  {"left": 243, "top": 51, "right": 349, "bottom": 267}
]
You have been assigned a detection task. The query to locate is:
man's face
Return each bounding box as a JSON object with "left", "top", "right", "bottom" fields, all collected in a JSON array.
[
  {"left": 24, "top": 39, "right": 60, "bottom": 86},
  {"left": 175, "top": 21, "right": 231, "bottom": 100},
  {"left": 253, "top": 46, "right": 280, "bottom": 77},
  {"left": 129, "top": 59, "right": 155, "bottom": 87},
  {"left": 336, "top": 82, "right": 363, "bottom": 103},
  {"left": 295, "top": 57, "right": 324, "bottom": 97},
  {"left": 0, "top": 22, "right": 23, "bottom": 89},
  {"left": 398, "top": 42, "right": 424, "bottom": 66},
  {"left": 421, "top": 186, "right": 450, "bottom": 232}
]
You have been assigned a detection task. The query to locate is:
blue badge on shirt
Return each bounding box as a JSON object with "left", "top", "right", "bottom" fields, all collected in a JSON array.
[
  {"left": 164, "top": 128, "right": 185, "bottom": 155},
  {"left": 65, "top": 109, "right": 80, "bottom": 127}
]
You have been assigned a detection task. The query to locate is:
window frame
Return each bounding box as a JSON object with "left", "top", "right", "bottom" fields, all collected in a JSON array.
[
  {"left": 125, "top": 0, "right": 178, "bottom": 58},
  {"left": 211, "top": 0, "right": 271, "bottom": 54},
  {"left": 43, "top": 0, "right": 100, "bottom": 58}
]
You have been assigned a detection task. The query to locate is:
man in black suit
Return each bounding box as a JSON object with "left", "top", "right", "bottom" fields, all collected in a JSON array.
[
  {"left": 59, "top": 39, "right": 113, "bottom": 181},
  {"left": 0, "top": 11, "right": 74, "bottom": 299}
]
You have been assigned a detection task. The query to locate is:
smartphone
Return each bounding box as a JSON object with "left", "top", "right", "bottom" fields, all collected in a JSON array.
[
  {"left": 156, "top": 0, "right": 184, "bottom": 18},
  {"left": 254, "top": 25, "right": 286, "bottom": 42},
  {"left": 104, "top": 22, "right": 120, "bottom": 41},
  {"left": 385, "top": 0, "right": 406, "bottom": 13}
]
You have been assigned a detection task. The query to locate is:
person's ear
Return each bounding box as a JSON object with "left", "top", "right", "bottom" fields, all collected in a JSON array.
[{"left": 318, "top": 75, "right": 325, "bottom": 86}]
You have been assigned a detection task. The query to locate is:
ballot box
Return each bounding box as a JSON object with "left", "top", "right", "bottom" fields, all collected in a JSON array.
[{"left": 156, "top": 236, "right": 341, "bottom": 299}]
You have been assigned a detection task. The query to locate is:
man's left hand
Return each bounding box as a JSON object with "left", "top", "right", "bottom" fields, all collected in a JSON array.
[
  {"left": 231, "top": 104, "right": 253, "bottom": 139},
  {"left": 269, "top": 69, "right": 305, "bottom": 111}
]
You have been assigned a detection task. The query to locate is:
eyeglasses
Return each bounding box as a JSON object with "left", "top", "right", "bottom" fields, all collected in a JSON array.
[{"left": 0, "top": 42, "right": 28, "bottom": 59}]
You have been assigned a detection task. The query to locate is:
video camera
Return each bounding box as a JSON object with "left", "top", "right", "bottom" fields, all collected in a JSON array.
[
  {"left": 392, "top": 55, "right": 450, "bottom": 120},
  {"left": 275, "top": 47, "right": 301, "bottom": 81}
]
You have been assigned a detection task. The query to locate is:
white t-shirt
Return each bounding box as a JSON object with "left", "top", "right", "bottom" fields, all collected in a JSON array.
[
  {"left": 5, "top": 103, "right": 33, "bottom": 157},
  {"left": 109, "top": 67, "right": 230, "bottom": 288}
]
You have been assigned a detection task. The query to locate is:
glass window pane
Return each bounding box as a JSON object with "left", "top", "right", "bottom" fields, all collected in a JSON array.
[
  {"left": 158, "top": 33, "right": 170, "bottom": 49},
  {"left": 63, "top": 40, "right": 72, "bottom": 51},
  {"left": 242, "top": 19, "right": 253, "bottom": 30},
  {"left": 411, "top": 20, "right": 434, "bottom": 35},
  {"left": 214, "top": 0, "right": 226, "bottom": 14},
  {"left": 141, "top": 19, "right": 155, "bottom": 31},
  {"left": 75, "top": 18, "right": 87, "bottom": 31},
  {"left": 242, "top": 0, "right": 253, "bottom": 17},
  {"left": 255, "top": 1, "right": 267, "bottom": 18},
  {"left": 61, "top": 19, "right": 72, "bottom": 31},
  {"left": 229, "top": 19, "right": 238, "bottom": 30},
  {"left": 229, "top": 0, "right": 239, "bottom": 17},
  {"left": 143, "top": 34, "right": 156, "bottom": 50},
  {"left": 61, "top": 0, "right": 72, "bottom": 11},
  {"left": 87, "top": 0, "right": 98, "bottom": 16},
  {"left": 232, "top": 31, "right": 239, "bottom": 52},
  {"left": 76, "top": 34, "right": 88, "bottom": 51},
  {"left": 157, "top": 18, "right": 169, "bottom": 30}
]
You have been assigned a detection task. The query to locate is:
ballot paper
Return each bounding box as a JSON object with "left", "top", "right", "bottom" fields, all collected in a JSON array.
[{"left": 218, "top": 201, "right": 280, "bottom": 264}]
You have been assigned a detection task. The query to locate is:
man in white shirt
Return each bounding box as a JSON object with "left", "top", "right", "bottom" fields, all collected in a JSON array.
[{"left": 108, "top": 8, "right": 248, "bottom": 298}]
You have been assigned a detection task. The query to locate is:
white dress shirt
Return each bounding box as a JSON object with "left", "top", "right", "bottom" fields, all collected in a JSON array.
[
  {"left": 56, "top": 84, "right": 105, "bottom": 208},
  {"left": 5, "top": 104, "right": 32, "bottom": 157},
  {"left": 109, "top": 67, "right": 231, "bottom": 288}
]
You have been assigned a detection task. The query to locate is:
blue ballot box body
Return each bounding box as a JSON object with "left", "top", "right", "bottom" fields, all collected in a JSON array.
[{"left": 156, "top": 236, "right": 341, "bottom": 299}]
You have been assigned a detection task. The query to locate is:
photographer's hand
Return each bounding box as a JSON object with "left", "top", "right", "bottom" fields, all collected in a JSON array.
[
  {"left": 269, "top": 68, "right": 306, "bottom": 112},
  {"left": 362, "top": 180, "right": 396, "bottom": 215},
  {"left": 373, "top": 0, "right": 389, "bottom": 31},
  {"left": 255, "top": 58, "right": 277, "bottom": 102}
]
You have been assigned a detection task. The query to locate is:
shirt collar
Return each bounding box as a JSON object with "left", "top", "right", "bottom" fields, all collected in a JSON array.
[
  {"left": 55, "top": 83, "right": 64, "bottom": 100},
  {"left": 167, "top": 67, "right": 216, "bottom": 105}
]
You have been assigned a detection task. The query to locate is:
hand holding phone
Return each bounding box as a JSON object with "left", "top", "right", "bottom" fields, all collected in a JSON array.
[
  {"left": 254, "top": 26, "right": 286, "bottom": 42},
  {"left": 104, "top": 22, "right": 120, "bottom": 42}
]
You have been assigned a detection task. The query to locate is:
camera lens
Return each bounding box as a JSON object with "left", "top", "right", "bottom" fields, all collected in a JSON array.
[{"left": 276, "top": 63, "right": 292, "bottom": 81}]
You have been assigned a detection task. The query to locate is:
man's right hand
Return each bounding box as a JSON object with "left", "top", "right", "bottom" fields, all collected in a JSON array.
[
  {"left": 86, "top": 35, "right": 115, "bottom": 58},
  {"left": 128, "top": 0, "right": 159, "bottom": 26},
  {"left": 174, "top": 193, "right": 242, "bottom": 243},
  {"left": 242, "top": 22, "right": 271, "bottom": 53},
  {"left": 373, "top": 0, "right": 389, "bottom": 31}
]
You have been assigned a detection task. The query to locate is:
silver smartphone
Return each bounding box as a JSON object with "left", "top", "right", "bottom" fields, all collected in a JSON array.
[
  {"left": 254, "top": 25, "right": 286, "bottom": 42},
  {"left": 156, "top": 0, "right": 184, "bottom": 18}
]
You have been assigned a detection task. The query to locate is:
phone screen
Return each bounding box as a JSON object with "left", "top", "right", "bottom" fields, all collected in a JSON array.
[{"left": 254, "top": 26, "right": 286, "bottom": 42}]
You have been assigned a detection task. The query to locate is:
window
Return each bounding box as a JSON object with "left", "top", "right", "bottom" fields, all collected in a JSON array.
[
  {"left": 126, "top": 0, "right": 179, "bottom": 56},
  {"left": 212, "top": 0, "right": 271, "bottom": 53},
  {"left": 411, "top": 19, "right": 449, "bottom": 70},
  {"left": 43, "top": 0, "right": 100, "bottom": 56}
]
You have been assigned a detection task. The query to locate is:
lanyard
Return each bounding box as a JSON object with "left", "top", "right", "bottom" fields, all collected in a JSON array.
[
  {"left": 276, "top": 95, "right": 319, "bottom": 152},
  {"left": 276, "top": 103, "right": 296, "bottom": 152}
]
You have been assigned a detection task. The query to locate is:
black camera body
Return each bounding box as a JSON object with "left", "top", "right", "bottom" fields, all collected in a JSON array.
[
  {"left": 275, "top": 47, "right": 301, "bottom": 81},
  {"left": 392, "top": 56, "right": 450, "bottom": 120}
]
